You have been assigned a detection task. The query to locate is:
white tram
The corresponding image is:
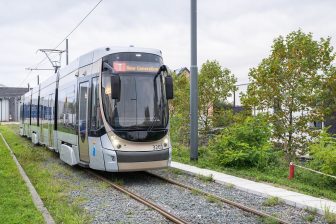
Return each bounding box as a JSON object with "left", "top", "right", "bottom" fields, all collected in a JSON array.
[{"left": 19, "top": 46, "right": 174, "bottom": 172}]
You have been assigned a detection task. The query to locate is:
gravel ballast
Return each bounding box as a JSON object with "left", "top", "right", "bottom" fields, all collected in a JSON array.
[
  {"left": 43, "top": 155, "right": 170, "bottom": 224},
  {"left": 151, "top": 168, "right": 328, "bottom": 224},
  {"left": 41, "top": 149, "right": 328, "bottom": 224},
  {"left": 107, "top": 172, "right": 261, "bottom": 224}
]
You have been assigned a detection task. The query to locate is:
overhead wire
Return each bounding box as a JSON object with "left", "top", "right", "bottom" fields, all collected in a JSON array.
[{"left": 21, "top": 0, "right": 104, "bottom": 86}]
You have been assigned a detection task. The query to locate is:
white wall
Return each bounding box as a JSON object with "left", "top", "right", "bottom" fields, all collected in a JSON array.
[{"left": 0, "top": 99, "right": 9, "bottom": 121}]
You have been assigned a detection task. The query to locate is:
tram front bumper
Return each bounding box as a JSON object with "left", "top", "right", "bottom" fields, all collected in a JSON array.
[
  {"left": 116, "top": 148, "right": 170, "bottom": 172},
  {"left": 117, "top": 160, "right": 169, "bottom": 172}
]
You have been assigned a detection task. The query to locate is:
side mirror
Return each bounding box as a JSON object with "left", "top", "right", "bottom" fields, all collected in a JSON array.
[
  {"left": 165, "top": 76, "right": 173, "bottom": 99},
  {"left": 157, "top": 65, "right": 168, "bottom": 74},
  {"left": 111, "top": 75, "right": 120, "bottom": 100}
]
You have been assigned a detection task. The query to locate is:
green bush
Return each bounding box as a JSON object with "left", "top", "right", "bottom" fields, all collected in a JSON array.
[
  {"left": 209, "top": 114, "right": 273, "bottom": 168},
  {"left": 309, "top": 129, "right": 336, "bottom": 176},
  {"left": 170, "top": 114, "right": 190, "bottom": 146}
]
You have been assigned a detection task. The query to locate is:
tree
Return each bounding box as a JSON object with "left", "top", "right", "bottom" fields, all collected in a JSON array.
[
  {"left": 320, "top": 66, "right": 336, "bottom": 116},
  {"left": 241, "top": 30, "right": 336, "bottom": 160},
  {"left": 198, "top": 60, "right": 237, "bottom": 133},
  {"left": 169, "top": 71, "right": 190, "bottom": 145}
]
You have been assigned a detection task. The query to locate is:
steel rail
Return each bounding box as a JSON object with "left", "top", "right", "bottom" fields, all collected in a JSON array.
[
  {"left": 147, "top": 172, "right": 290, "bottom": 224},
  {"left": 86, "top": 170, "right": 189, "bottom": 224}
]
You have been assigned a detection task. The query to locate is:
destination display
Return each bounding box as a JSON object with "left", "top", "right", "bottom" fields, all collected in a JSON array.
[{"left": 113, "top": 61, "right": 160, "bottom": 73}]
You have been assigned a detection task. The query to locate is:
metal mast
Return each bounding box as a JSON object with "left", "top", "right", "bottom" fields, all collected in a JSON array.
[
  {"left": 66, "top": 39, "right": 69, "bottom": 65},
  {"left": 190, "top": 0, "right": 198, "bottom": 160}
]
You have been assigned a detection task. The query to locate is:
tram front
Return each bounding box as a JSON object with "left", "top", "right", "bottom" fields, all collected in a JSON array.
[{"left": 100, "top": 51, "right": 173, "bottom": 171}]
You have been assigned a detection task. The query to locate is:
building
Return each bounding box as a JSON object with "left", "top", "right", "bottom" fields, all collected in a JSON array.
[
  {"left": 174, "top": 67, "right": 190, "bottom": 78},
  {"left": 0, "top": 85, "right": 28, "bottom": 122}
]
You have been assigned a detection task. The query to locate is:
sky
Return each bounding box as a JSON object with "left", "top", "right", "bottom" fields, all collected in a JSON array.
[{"left": 0, "top": 0, "right": 336, "bottom": 88}]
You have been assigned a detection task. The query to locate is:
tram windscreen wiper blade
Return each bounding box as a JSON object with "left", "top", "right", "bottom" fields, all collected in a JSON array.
[
  {"left": 147, "top": 109, "right": 162, "bottom": 132},
  {"left": 147, "top": 71, "right": 162, "bottom": 132}
]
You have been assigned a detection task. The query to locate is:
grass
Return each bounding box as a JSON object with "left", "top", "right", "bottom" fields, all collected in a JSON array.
[
  {"left": 191, "top": 188, "right": 202, "bottom": 196},
  {"left": 304, "top": 207, "right": 317, "bottom": 223},
  {"left": 303, "top": 208, "right": 317, "bottom": 223},
  {"left": 170, "top": 168, "right": 183, "bottom": 175},
  {"left": 304, "top": 214, "right": 315, "bottom": 223},
  {"left": 206, "top": 195, "right": 221, "bottom": 204},
  {"left": 324, "top": 206, "right": 336, "bottom": 224},
  {"left": 172, "top": 145, "right": 336, "bottom": 202},
  {"left": 197, "top": 173, "right": 214, "bottom": 183},
  {"left": 113, "top": 178, "right": 125, "bottom": 186},
  {"left": 262, "top": 196, "right": 281, "bottom": 207},
  {"left": 0, "top": 124, "right": 91, "bottom": 224},
  {"left": 0, "top": 133, "right": 44, "bottom": 223}
]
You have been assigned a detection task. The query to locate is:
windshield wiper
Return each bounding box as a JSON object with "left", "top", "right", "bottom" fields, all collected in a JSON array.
[
  {"left": 146, "top": 70, "right": 163, "bottom": 132},
  {"left": 147, "top": 107, "right": 162, "bottom": 132}
]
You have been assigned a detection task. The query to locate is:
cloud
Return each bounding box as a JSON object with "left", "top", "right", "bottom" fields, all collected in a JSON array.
[{"left": 0, "top": 0, "right": 336, "bottom": 87}]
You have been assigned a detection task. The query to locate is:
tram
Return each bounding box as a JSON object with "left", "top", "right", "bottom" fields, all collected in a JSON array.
[{"left": 19, "top": 46, "right": 173, "bottom": 172}]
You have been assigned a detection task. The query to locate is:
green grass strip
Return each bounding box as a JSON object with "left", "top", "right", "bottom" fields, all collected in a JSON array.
[
  {"left": 173, "top": 146, "right": 336, "bottom": 202},
  {"left": 0, "top": 131, "right": 44, "bottom": 223},
  {"left": 0, "top": 125, "right": 90, "bottom": 224}
]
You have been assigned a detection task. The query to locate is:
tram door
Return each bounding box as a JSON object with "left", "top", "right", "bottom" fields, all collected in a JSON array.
[
  {"left": 78, "top": 81, "right": 90, "bottom": 162},
  {"left": 48, "top": 93, "right": 54, "bottom": 148}
]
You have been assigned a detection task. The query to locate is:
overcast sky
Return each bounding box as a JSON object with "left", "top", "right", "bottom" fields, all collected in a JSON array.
[{"left": 0, "top": 0, "right": 336, "bottom": 88}]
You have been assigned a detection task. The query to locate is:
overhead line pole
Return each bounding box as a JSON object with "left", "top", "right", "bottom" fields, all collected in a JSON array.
[
  {"left": 190, "top": 0, "right": 198, "bottom": 160},
  {"left": 66, "top": 39, "right": 69, "bottom": 65}
]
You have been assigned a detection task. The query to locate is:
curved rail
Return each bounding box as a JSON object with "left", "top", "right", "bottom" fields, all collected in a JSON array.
[
  {"left": 86, "top": 170, "right": 189, "bottom": 224},
  {"left": 147, "top": 172, "right": 290, "bottom": 224}
]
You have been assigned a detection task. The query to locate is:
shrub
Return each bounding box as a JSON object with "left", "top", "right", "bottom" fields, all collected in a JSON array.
[
  {"left": 209, "top": 114, "right": 273, "bottom": 168},
  {"left": 309, "top": 129, "right": 336, "bottom": 176},
  {"left": 262, "top": 196, "right": 282, "bottom": 207},
  {"left": 170, "top": 114, "right": 190, "bottom": 145}
]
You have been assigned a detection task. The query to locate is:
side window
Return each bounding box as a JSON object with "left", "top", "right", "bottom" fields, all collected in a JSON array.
[
  {"left": 91, "top": 77, "right": 103, "bottom": 131},
  {"left": 58, "top": 84, "right": 76, "bottom": 134}
]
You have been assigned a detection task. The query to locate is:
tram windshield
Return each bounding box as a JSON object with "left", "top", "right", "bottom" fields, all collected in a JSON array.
[{"left": 101, "top": 53, "right": 169, "bottom": 131}]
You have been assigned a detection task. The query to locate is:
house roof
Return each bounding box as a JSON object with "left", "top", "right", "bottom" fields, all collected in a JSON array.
[
  {"left": 0, "top": 87, "right": 28, "bottom": 98},
  {"left": 174, "top": 67, "right": 190, "bottom": 76}
]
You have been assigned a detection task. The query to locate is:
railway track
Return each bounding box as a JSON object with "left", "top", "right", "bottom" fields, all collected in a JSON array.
[
  {"left": 146, "top": 171, "right": 290, "bottom": 224},
  {"left": 86, "top": 170, "right": 189, "bottom": 224},
  {"left": 87, "top": 169, "right": 290, "bottom": 224}
]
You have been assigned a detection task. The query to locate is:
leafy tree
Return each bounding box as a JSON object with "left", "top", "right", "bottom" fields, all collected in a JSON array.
[
  {"left": 241, "top": 30, "right": 336, "bottom": 160},
  {"left": 320, "top": 66, "right": 336, "bottom": 116},
  {"left": 169, "top": 71, "right": 190, "bottom": 145},
  {"left": 198, "top": 60, "right": 237, "bottom": 133}
]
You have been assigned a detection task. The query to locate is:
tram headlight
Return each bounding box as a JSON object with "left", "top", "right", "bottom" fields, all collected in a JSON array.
[
  {"left": 112, "top": 139, "right": 121, "bottom": 149},
  {"left": 163, "top": 137, "right": 169, "bottom": 148}
]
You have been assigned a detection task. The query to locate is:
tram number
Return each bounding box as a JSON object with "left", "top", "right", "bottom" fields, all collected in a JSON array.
[{"left": 153, "top": 144, "right": 163, "bottom": 150}]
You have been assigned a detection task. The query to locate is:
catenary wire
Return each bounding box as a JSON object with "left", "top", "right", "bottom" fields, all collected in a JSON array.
[{"left": 21, "top": 0, "right": 104, "bottom": 87}]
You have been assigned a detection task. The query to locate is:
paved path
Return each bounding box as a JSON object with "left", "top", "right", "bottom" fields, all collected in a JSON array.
[{"left": 171, "top": 161, "right": 336, "bottom": 215}]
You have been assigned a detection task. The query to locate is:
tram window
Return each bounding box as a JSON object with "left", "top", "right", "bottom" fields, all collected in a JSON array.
[
  {"left": 58, "top": 83, "right": 76, "bottom": 134},
  {"left": 91, "top": 77, "right": 103, "bottom": 130}
]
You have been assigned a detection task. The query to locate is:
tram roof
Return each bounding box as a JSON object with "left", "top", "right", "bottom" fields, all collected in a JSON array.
[
  {"left": 59, "top": 46, "right": 162, "bottom": 77},
  {"left": 23, "top": 46, "right": 163, "bottom": 97}
]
